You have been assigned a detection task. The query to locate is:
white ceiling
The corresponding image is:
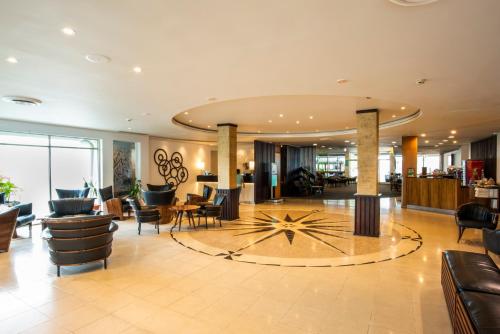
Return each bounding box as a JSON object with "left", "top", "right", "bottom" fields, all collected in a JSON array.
[{"left": 1, "top": 0, "right": 499, "bottom": 152}]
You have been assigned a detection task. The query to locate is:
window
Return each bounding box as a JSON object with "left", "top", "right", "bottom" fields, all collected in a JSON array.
[
  {"left": 0, "top": 131, "right": 101, "bottom": 216},
  {"left": 417, "top": 154, "right": 441, "bottom": 175},
  {"left": 315, "top": 155, "right": 345, "bottom": 173}
]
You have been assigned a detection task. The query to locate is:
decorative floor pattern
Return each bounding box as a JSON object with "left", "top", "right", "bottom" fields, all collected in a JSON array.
[{"left": 170, "top": 209, "right": 423, "bottom": 267}]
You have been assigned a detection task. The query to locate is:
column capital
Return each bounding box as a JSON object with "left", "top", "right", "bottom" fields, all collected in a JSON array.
[
  {"left": 356, "top": 108, "right": 378, "bottom": 114},
  {"left": 217, "top": 123, "right": 238, "bottom": 128}
]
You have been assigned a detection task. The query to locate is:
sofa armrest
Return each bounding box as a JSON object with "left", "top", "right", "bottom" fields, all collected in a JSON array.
[{"left": 483, "top": 228, "right": 500, "bottom": 255}]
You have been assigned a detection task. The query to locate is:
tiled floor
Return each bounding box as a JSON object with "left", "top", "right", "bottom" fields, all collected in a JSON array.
[{"left": 1, "top": 198, "right": 497, "bottom": 334}]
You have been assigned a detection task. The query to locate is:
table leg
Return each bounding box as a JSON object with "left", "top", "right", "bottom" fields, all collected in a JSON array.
[
  {"left": 178, "top": 211, "right": 184, "bottom": 231},
  {"left": 188, "top": 211, "right": 196, "bottom": 229}
]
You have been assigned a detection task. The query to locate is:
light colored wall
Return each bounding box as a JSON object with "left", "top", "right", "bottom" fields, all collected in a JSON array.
[
  {"left": 0, "top": 119, "right": 150, "bottom": 188},
  {"left": 237, "top": 142, "right": 254, "bottom": 172},
  {"left": 149, "top": 137, "right": 211, "bottom": 201}
]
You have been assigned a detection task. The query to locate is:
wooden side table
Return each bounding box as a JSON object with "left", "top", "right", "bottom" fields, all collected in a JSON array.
[{"left": 171, "top": 205, "right": 200, "bottom": 231}]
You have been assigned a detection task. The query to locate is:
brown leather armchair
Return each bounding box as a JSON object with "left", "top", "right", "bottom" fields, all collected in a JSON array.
[
  {"left": 0, "top": 208, "right": 19, "bottom": 252},
  {"left": 98, "top": 186, "right": 131, "bottom": 220}
]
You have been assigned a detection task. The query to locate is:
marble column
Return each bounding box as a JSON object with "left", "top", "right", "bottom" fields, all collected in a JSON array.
[
  {"left": 389, "top": 147, "right": 396, "bottom": 175},
  {"left": 217, "top": 123, "right": 239, "bottom": 220},
  {"left": 344, "top": 148, "right": 350, "bottom": 177},
  {"left": 401, "top": 136, "right": 418, "bottom": 208},
  {"left": 355, "top": 109, "right": 380, "bottom": 237}
]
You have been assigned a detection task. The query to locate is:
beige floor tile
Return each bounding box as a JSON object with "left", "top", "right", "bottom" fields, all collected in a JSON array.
[
  {"left": 0, "top": 308, "right": 49, "bottom": 333},
  {"left": 75, "top": 314, "right": 132, "bottom": 334},
  {"left": 20, "top": 320, "right": 73, "bottom": 334}
]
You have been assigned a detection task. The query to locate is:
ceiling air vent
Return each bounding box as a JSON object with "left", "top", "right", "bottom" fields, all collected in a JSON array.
[
  {"left": 389, "top": 0, "right": 438, "bottom": 6},
  {"left": 2, "top": 96, "right": 42, "bottom": 106}
]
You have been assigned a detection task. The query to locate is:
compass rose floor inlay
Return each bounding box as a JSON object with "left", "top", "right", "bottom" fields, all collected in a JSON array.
[{"left": 170, "top": 209, "right": 422, "bottom": 267}]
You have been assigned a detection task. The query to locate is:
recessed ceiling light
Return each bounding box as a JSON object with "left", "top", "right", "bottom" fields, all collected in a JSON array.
[
  {"left": 188, "top": 119, "right": 192, "bottom": 123},
  {"left": 453, "top": 140, "right": 457, "bottom": 144},
  {"left": 337, "top": 79, "right": 349, "bottom": 84},
  {"left": 85, "top": 54, "right": 111, "bottom": 64},
  {"left": 351, "top": 142, "right": 356, "bottom": 145},
  {"left": 279, "top": 114, "right": 284, "bottom": 118},
  {"left": 5, "top": 57, "right": 18, "bottom": 64},
  {"left": 393, "top": 145, "right": 398, "bottom": 148},
  {"left": 133, "top": 66, "right": 142, "bottom": 73},
  {"left": 416, "top": 78, "right": 427, "bottom": 85},
  {"left": 344, "top": 140, "right": 350, "bottom": 143},
  {"left": 184, "top": 111, "right": 189, "bottom": 115},
  {"left": 309, "top": 115, "right": 314, "bottom": 120},
  {"left": 392, "top": 141, "right": 396, "bottom": 144},
  {"left": 443, "top": 139, "right": 448, "bottom": 142},
  {"left": 401, "top": 106, "right": 406, "bottom": 110},
  {"left": 425, "top": 140, "right": 429, "bottom": 144},
  {"left": 343, "top": 148, "right": 347, "bottom": 152},
  {"left": 438, "top": 142, "right": 443, "bottom": 145},
  {"left": 392, "top": 114, "right": 397, "bottom": 118},
  {"left": 450, "top": 130, "right": 457, "bottom": 134},
  {"left": 61, "top": 27, "right": 76, "bottom": 36},
  {"left": 329, "top": 147, "right": 333, "bottom": 150},
  {"left": 448, "top": 135, "right": 454, "bottom": 139},
  {"left": 295, "top": 121, "right": 300, "bottom": 124},
  {"left": 207, "top": 125, "right": 211, "bottom": 128},
  {"left": 268, "top": 120, "right": 272, "bottom": 123},
  {"left": 321, "top": 145, "right": 326, "bottom": 148},
  {"left": 435, "top": 145, "right": 439, "bottom": 147},
  {"left": 313, "top": 143, "right": 317, "bottom": 146},
  {"left": 420, "top": 133, "right": 426, "bottom": 137}
]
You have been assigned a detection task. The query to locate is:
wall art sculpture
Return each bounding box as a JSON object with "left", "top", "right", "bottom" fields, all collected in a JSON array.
[{"left": 153, "top": 148, "right": 189, "bottom": 188}]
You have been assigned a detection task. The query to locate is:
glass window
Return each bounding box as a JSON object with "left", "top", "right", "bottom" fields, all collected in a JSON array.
[
  {"left": 417, "top": 154, "right": 441, "bottom": 174},
  {"left": 379, "top": 154, "right": 391, "bottom": 182}
]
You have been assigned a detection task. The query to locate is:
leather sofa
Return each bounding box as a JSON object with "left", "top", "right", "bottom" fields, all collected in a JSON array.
[
  {"left": 42, "top": 214, "right": 118, "bottom": 277},
  {"left": 127, "top": 198, "right": 160, "bottom": 235},
  {"left": 55, "top": 188, "right": 90, "bottom": 199},
  {"left": 455, "top": 202, "right": 498, "bottom": 242},
  {"left": 98, "top": 186, "right": 131, "bottom": 220},
  {"left": 13, "top": 203, "right": 36, "bottom": 238},
  {"left": 441, "top": 232, "right": 500, "bottom": 333},
  {"left": 47, "top": 198, "right": 100, "bottom": 218},
  {"left": 0, "top": 207, "right": 19, "bottom": 252}
]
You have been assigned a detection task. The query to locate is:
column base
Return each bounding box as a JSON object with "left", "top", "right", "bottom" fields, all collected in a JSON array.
[
  {"left": 354, "top": 194, "right": 381, "bottom": 237},
  {"left": 216, "top": 188, "right": 240, "bottom": 220}
]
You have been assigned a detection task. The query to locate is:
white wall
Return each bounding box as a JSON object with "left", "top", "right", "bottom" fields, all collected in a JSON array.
[
  {"left": 236, "top": 142, "right": 254, "bottom": 172},
  {"left": 0, "top": 119, "right": 150, "bottom": 187},
  {"left": 149, "top": 137, "right": 211, "bottom": 201}
]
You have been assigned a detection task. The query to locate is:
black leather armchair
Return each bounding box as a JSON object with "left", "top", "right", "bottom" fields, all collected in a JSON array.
[
  {"left": 143, "top": 189, "right": 176, "bottom": 206},
  {"left": 42, "top": 214, "right": 118, "bottom": 277},
  {"left": 483, "top": 228, "right": 500, "bottom": 255},
  {"left": 56, "top": 188, "right": 90, "bottom": 199},
  {"left": 47, "top": 198, "right": 100, "bottom": 218},
  {"left": 146, "top": 184, "right": 172, "bottom": 191},
  {"left": 196, "top": 194, "right": 226, "bottom": 228},
  {"left": 13, "top": 203, "right": 36, "bottom": 238},
  {"left": 455, "top": 202, "right": 498, "bottom": 242},
  {"left": 98, "top": 186, "right": 131, "bottom": 220},
  {"left": 127, "top": 198, "right": 160, "bottom": 235},
  {"left": 186, "top": 185, "right": 213, "bottom": 205}
]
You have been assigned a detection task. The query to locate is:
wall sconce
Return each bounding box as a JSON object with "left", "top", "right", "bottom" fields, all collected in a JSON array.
[
  {"left": 196, "top": 161, "right": 205, "bottom": 174},
  {"left": 249, "top": 160, "right": 255, "bottom": 171}
]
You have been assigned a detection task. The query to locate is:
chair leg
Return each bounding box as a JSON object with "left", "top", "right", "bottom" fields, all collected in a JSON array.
[
  {"left": 104, "top": 258, "right": 108, "bottom": 269},
  {"left": 157, "top": 220, "right": 160, "bottom": 234},
  {"left": 457, "top": 226, "right": 465, "bottom": 243},
  {"left": 219, "top": 217, "right": 222, "bottom": 227},
  {"left": 138, "top": 222, "right": 141, "bottom": 235},
  {"left": 205, "top": 216, "right": 208, "bottom": 229},
  {"left": 28, "top": 223, "right": 32, "bottom": 238},
  {"left": 57, "top": 266, "right": 61, "bottom": 277},
  {"left": 197, "top": 216, "right": 200, "bottom": 226}
]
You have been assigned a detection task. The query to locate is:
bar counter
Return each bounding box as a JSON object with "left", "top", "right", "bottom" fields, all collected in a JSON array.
[{"left": 403, "top": 177, "right": 471, "bottom": 211}]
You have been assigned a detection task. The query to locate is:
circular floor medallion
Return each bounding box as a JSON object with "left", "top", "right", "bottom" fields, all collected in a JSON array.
[{"left": 170, "top": 209, "right": 422, "bottom": 267}]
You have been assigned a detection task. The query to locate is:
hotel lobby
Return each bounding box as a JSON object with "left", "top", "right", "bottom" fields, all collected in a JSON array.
[{"left": 1, "top": 1, "right": 500, "bottom": 333}]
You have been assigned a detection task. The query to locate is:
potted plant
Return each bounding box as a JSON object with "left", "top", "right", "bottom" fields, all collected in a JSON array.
[
  {"left": 0, "top": 176, "right": 19, "bottom": 205},
  {"left": 129, "top": 179, "right": 143, "bottom": 199}
]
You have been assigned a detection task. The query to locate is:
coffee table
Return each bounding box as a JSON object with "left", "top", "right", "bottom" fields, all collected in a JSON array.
[{"left": 171, "top": 205, "right": 200, "bottom": 231}]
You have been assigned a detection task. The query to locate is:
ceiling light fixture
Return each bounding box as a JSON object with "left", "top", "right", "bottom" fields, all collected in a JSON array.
[
  {"left": 279, "top": 114, "right": 284, "bottom": 118},
  {"left": 443, "top": 139, "right": 448, "bottom": 142},
  {"left": 392, "top": 141, "right": 397, "bottom": 144},
  {"left": 133, "top": 66, "right": 142, "bottom": 73},
  {"left": 268, "top": 120, "right": 272, "bottom": 123},
  {"left": 5, "top": 57, "right": 18, "bottom": 64},
  {"left": 448, "top": 135, "right": 455, "bottom": 139},
  {"left": 392, "top": 114, "right": 397, "bottom": 118},
  {"left": 337, "top": 79, "right": 348, "bottom": 84},
  {"left": 313, "top": 143, "right": 317, "bottom": 146},
  {"left": 295, "top": 121, "right": 300, "bottom": 124},
  {"left": 401, "top": 106, "right": 406, "bottom": 110},
  {"left": 188, "top": 119, "right": 192, "bottom": 123},
  {"left": 425, "top": 140, "right": 429, "bottom": 144},
  {"left": 438, "top": 142, "right": 443, "bottom": 145},
  {"left": 329, "top": 147, "right": 333, "bottom": 150},
  {"left": 309, "top": 115, "right": 314, "bottom": 120},
  {"left": 343, "top": 148, "right": 347, "bottom": 152},
  {"left": 453, "top": 140, "right": 457, "bottom": 144},
  {"left": 450, "top": 130, "right": 457, "bottom": 134},
  {"left": 421, "top": 133, "right": 426, "bottom": 137},
  {"left": 207, "top": 125, "right": 211, "bottom": 128},
  {"left": 61, "top": 27, "right": 76, "bottom": 36},
  {"left": 184, "top": 111, "right": 189, "bottom": 115},
  {"left": 321, "top": 145, "right": 325, "bottom": 148},
  {"left": 85, "top": 54, "right": 111, "bottom": 64},
  {"left": 344, "top": 140, "right": 350, "bottom": 143}
]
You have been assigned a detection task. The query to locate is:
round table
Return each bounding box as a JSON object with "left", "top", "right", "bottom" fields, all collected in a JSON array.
[{"left": 170, "top": 205, "right": 200, "bottom": 231}]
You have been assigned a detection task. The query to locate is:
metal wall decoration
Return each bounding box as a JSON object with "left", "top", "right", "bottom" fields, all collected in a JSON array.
[
  {"left": 113, "top": 141, "right": 136, "bottom": 196},
  {"left": 153, "top": 148, "right": 189, "bottom": 188}
]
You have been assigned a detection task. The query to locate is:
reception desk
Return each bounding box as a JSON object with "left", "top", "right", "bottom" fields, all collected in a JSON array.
[
  {"left": 404, "top": 177, "right": 471, "bottom": 211},
  {"left": 195, "top": 175, "right": 255, "bottom": 204}
]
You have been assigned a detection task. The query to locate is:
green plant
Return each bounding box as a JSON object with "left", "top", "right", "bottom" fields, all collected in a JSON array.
[
  {"left": 0, "top": 176, "right": 18, "bottom": 202},
  {"left": 129, "top": 179, "right": 142, "bottom": 199}
]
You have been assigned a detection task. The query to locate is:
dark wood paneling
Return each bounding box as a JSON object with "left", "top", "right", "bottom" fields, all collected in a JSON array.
[
  {"left": 354, "top": 195, "right": 380, "bottom": 237},
  {"left": 405, "top": 178, "right": 464, "bottom": 210},
  {"left": 216, "top": 188, "right": 239, "bottom": 220},
  {"left": 299, "top": 146, "right": 316, "bottom": 172},
  {"left": 471, "top": 135, "right": 497, "bottom": 180},
  {"left": 254, "top": 141, "right": 275, "bottom": 203}
]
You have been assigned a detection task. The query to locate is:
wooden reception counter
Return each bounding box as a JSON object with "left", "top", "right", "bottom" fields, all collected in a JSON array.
[{"left": 404, "top": 177, "right": 471, "bottom": 211}]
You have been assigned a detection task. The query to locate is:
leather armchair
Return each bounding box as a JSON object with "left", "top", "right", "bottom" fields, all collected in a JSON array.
[
  {"left": 13, "top": 203, "right": 36, "bottom": 238},
  {"left": 186, "top": 185, "right": 213, "bottom": 205},
  {"left": 196, "top": 194, "right": 226, "bottom": 228},
  {"left": 483, "top": 228, "right": 500, "bottom": 255},
  {"left": 55, "top": 188, "right": 90, "bottom": 199},
  {"left": 0, "top": 207, "right": 19, "bottom": 252},
  {"left": 143, "top": 190, "right": 177, "bottom": 224},
  {"left": 47, "top": 198, "right": 100, "bottom": 218},
  {"left": 146, "top": 184, "right": 172, "bottom": 191},
  {"left": 127, "top": 198, "right": 160, "bottom": 235},
  {"left": 42, "top": 214, "right": 118, "bottom": 277},
  {"left": 455, "top": 202, "right": 498, "bottom": 242},
  {"left": 98, "top": 186, "right": 131, "bottom": 220}
]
